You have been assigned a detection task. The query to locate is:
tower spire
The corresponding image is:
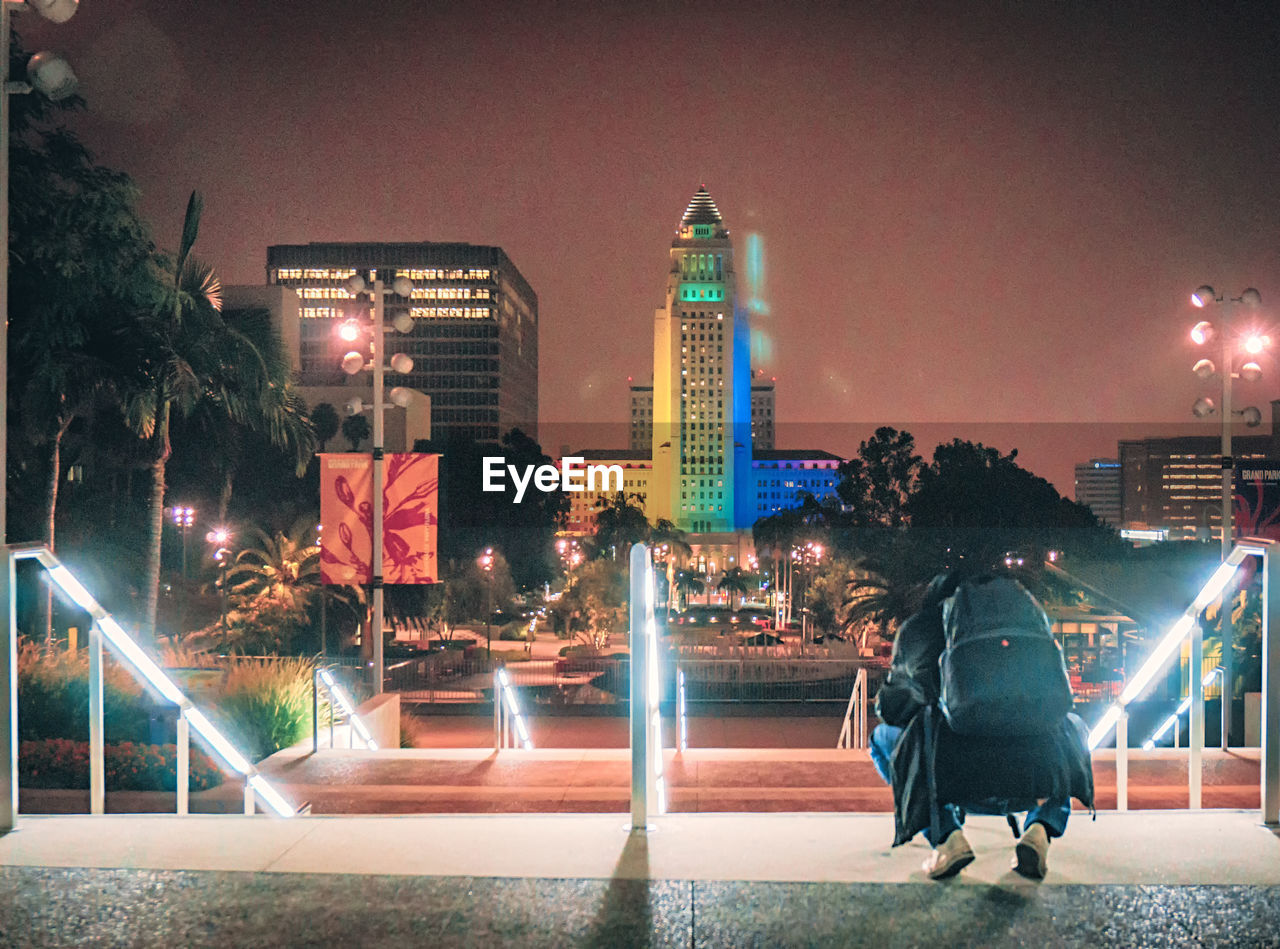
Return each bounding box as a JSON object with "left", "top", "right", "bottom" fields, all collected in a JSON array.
[{"left": 681, "top": 186, "right": 723, "bottom": 226}]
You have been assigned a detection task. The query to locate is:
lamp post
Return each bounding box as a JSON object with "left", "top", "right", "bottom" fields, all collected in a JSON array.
[
  {"left": 0, "top": 0, "right": 79, "bottom": 836},
  {"left": 171, "top": 506, "right": 195, "bottom": 578},
  {"left": 479, "top": 548, "right": 495, "bottom": 660},
  {"left": 340, "top": 271, "right": 416, "bottom": 695},
  {"left": 207, "top": 528, "right": 230, "bottom": 637},
  {"left": 1189, "top": 284, "right": 1264, "bottom": 749}
]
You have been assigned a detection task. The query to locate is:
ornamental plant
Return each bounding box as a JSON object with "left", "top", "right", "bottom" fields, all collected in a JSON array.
[{"left": 19, "top": 738, "right": 223, "bottom": 791}]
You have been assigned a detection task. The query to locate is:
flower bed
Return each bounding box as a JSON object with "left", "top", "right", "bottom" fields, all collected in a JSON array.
[{"left": 19, "top": 738, "right": 224, "bottom": 792}]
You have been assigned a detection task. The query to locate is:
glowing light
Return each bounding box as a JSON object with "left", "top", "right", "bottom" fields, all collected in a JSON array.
[
  {"left": 1190, "top": 320, "right": 1214, "bottom": 345},
  {"left": 1246, "top": 335, "right": 1266, "bottom": 355},
  {"left": 338, "top": 321, "right": 360, "bottom": 342},
  {"left": 1192, "top": 285, "right": 1216, "bottom": 308},
  {"left": 248, "top": 774, "right": 297, "bottom": 818},
  {"left": 184, "top": 707, "right": 253, "bottom": 775},
  {"left": 319, "top": 668, "right": 377, "bottom": 750}
]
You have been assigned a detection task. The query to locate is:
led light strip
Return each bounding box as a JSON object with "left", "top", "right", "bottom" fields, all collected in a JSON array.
[
  {"left": 318, "top": 668, "right": 378, "bottom": 750},
  {"left": 1142, "top": 667, "right": 1223, "bottom": 750},
  {"left": 496, "top": 667, "right": 533, "bottom": 749},
  {"left": 645, "top": 560, "right": 666, "bottom": 813},
  {"left": 1088, "top": 546, "right": 1253, "bottom": 750},
  {"left": 18, "top": 546, "right": 297, "bottom": 817},
  {"left": 677, "top": 667, "right": 688, "bottom": 753}
]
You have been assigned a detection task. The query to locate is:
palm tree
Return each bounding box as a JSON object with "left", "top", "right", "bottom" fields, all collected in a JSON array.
[
  {"left": 717, "top": 566, "right": 755, "bottom": 610},
  {"left": 673, "top": 570, "right": 704, "bottom": 612},
  {"left": 224, "top": 517, "right": 322, "bottom": 617},
  {"left": 124, "top": 192, "right": 314, "bottom": 639}
]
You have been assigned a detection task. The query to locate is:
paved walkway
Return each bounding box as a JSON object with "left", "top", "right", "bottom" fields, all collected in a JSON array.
[{"left": 0, "top": 811, "right": 1277, "bottom": 946}]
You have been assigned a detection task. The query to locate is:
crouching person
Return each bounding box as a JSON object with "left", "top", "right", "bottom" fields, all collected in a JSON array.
[{"left": 870, "top": 571, "right": 1094, "bottom": 880}]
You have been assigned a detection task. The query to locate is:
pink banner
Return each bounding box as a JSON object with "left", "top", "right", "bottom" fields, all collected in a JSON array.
[{"left": 319, "top": 453, "right": 439, "bottom": 584}]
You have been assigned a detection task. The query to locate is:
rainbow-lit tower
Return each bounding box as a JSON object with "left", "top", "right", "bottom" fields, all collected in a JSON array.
[{"left": 651, "top": 187, "right": 754, "bottom": 533}]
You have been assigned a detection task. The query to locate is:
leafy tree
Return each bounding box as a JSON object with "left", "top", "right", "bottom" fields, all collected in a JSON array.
[
  {"left": 311, "top": 403, "right": 340, "bottom": 452},
  {"left": 413, "top": 428, "right": 567, "bottom": 591},
  {"left": 650, "top": 518, "right": 691, "bottom": 563},
  {"left": 835, "top": 427, "right": 922, "bottom": 528},
  {"left": 341, "top": 413, "right": 370, "bottom": 451},
  {"left": 224, "top": 517, "right": 321, "bottom": 617}
]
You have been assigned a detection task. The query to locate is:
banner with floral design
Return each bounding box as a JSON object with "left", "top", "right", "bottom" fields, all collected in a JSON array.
[{"left": 319, "top": 453, "right": 439, "bottom": 584}]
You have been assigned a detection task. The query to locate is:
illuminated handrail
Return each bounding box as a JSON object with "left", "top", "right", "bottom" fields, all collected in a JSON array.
[
  {"left": 10, "top": 544, "right": 297, "bottom": 818},
  {"left": 1087, "top": 541, "right": 1259, "bottom": 750},
  {"left": 676, "top": 666, "right": 688, "bottom": 753},
  {"left": 1142, "top": 667, "right": 1222, "bottom": 750},
  {"left": 836, "top": 668, "right": 869, "bottom": 750},
  {"left": 313, "top": 666, "right": 377, "bottom": 750},
  {"left": 493, "top": 666, "right": 533, "bottom": 750}
]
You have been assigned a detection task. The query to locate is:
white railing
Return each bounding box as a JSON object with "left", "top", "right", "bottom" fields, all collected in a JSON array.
[
  {"left": 312, "top": 665, "right": 378, "bottom": 751},
  {"left": 676, "top": 666, "right": 688, "bottom": 753},
  {"left": 1, "top": 544, "right": 297, "bottom": 828},
  {"left": 629, "top": 543, "right": 664, "bottom": 828},
  {"left": 493, "top": 666, "right": 533, "bottom": 750},
  {"left": 1086, "top": 537, "right": 1279, "bottom": 824},
  {"left": 836, "top": 667, "right": 869, "bottom": 750},
  {"left": 1142, "top": 667, "right": 1222, "bottom": 750}
]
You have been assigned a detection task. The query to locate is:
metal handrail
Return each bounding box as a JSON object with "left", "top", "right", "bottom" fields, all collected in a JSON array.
[
  {"left": 493, "top": 666, "right": 532, "bottom": 750},
  {"left": 1087, "top": 537, "right": 1278, "bottom": 824},
  {"left": 312, "top": 665, "right": 377, "bottom": 751},
  {"left": 1142, "top": 667, "right": 1223, "bottom": 750},
  {"left": 3, "top": 544, "right": 298, "bottom": 824},
  {"left": 836, "top": 668, "right": 869, "bottom": 750}
]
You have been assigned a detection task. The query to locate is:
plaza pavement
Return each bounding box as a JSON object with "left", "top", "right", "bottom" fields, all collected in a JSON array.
[{"left": 0, "top": 810, "right": 1277, "bottom": 946}]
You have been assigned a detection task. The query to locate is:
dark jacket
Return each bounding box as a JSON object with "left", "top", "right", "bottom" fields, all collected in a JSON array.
[{"left": 875, "top": 576, "right": 1095, "bottom": 846}]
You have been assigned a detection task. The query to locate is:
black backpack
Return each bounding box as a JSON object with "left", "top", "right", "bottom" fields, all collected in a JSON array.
[{"left": 939, "top": 575, "right": 1073, "bottom": 736}]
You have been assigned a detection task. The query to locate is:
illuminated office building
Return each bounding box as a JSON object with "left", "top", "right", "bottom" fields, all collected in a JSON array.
[
  {"left": 1074, "top": 458, "right": 1122, "bottom": 526},
  {"left": 266, "top": 242, "right": 537, "bottom": 442},
  {"left": 650, "top": 188, "right": 754, "bottom": 533}
]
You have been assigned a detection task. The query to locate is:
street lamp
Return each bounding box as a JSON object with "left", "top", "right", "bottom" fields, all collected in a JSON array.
[
  {"left": 207, "top": 528, "right": 231, "bottom": 637},
  {"left": 1189, "top": 284, "right": 1264, "bottom": 749},
  {"left": 171, "top": 506, "right": 196, "bottom": 578},
  {"left": 339, "top": 271, "right": 416, "bottom": 695},
  {"left": 479, "top": 547, "right": 495, "bottom": 660}
]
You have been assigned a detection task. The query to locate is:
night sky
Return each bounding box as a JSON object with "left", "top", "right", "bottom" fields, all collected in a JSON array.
[{"left": 20, "top": 1, "right": 1280, "bottom": 493}]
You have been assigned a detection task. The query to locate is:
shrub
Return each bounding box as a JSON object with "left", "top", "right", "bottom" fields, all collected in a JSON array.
[
  {"left": 210, "top": 658, "right": 331, "bottom": 762},
  {"left": 19, "top": 738, "right": 224, "bottom": 791},
  {"left": 498, "top": 620, "right": 531, "bottom": 641},
  {"left": 399, "top": 710, "right": 428, "bottom": 749},
  {"left": 16, "top": 640, "right": 151, "bottom": 743}
]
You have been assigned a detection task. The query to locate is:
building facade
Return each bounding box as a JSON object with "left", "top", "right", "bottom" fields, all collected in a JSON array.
[
  {"left": 1074, "top": 458, "right": 1122, "bottom": 526},
  {"left": 650, "top": 188, "right": 753, "bottom": 533},
  {"left": 1117, "top": 400, "right": 1280, "bottom": 542},
  {"left": 265, "top": 242, "right": 537, "bottom": 443}
]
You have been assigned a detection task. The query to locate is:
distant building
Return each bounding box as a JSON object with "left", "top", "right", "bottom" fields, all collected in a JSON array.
[
  {"left": 1074, "top": 458, "right": 1122, "bottom": 526},
  {"left": 1117, "top": 399, "right": 1280, "bottom": 542},
  {"left": 223, "top": 284, "right": 430, "bottom": 451},
  {"left": 265, "top": 242, "right": 537, "bottom": 443},
  {"left": 751, "top": 384, "right": 775, "bottom": 450},
  {"left": 560, "top": 448, "right": 841, "bottom": 537}
]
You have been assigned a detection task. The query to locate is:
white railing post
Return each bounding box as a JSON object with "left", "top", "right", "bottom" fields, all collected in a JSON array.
[
  {"left": 493, "top": 669, "right": 501, "bottom": 750},
  {"left": 1116, "top": 710, "right": 1128, "bottom": 812},
  {"left": 176, "top": 712, "right": 189, "bottom": 816},
  {"left": 1263, "top": 543, "right": 1280, "bottom": 825},
  {"left": 857, "top": 668, "right": 868, "bottom": 749},
  {"left": 1190, "top": 623, "right": 1204, "bottom": 809},
  {"left": 1, "top": 547, "right": 14, "bottom": 833},
  {"left": 629, "top": 543, "right": 649, "bottom": 830},
  {"left": 244, "top": 778, "right": 255, "bottom": 815},
  {"left": 88, "top": 621, "right": 104, "bottom": 816},
  {"left": 677, "top": 666, "right": 688, "bottom": 754}
]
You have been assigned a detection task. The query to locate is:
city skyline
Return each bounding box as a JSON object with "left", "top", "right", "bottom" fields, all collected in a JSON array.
[{"left": 19, "top": 0, "right": 1280, "bottom": 494}]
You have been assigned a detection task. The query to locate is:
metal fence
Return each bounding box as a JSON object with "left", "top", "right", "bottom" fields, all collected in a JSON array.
[{"left": 389, "top": 653, "right": 889, "bottom": 706}]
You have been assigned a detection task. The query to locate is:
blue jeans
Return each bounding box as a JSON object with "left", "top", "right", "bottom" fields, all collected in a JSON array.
[{"left": 870, "top": 722, "right": 1071, "bottom": 847}]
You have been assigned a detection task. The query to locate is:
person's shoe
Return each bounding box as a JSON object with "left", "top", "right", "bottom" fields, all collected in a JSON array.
[
  {"left": 922, "top": 829, "right": 974, "bottom": 880},
  {"left": 1012, "top": 822, "right": 1050, "bottom": 879}
]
